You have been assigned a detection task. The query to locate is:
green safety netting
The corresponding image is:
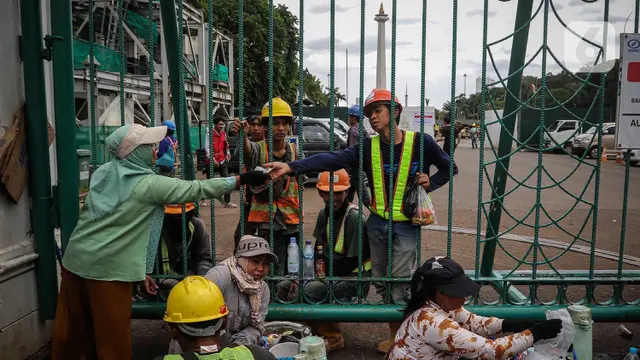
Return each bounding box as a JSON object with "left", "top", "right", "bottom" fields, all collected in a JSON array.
[
  {"left": 125, "top": 9, "right": 159, "bottom": 43},
  {"left": 73, "top": 37, "right": 120, "bottom": 72},
  {"left": 212, "top": 64, "right": 229, "bottom": 83}
]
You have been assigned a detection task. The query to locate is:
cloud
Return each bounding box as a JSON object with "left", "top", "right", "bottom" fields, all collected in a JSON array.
[
  {"left": 398, "top": 18, "right": 440, "bottom": 26},
  {"left": 578, "top": 6, "right": 602, "bottom": 15},
  {"left": 399, "top": 17, "right": 423, "bottom": 25},
  {"left": 553, "top": 3, "right": 565, "bottom": 10},
  {"left": 304, "top": 35, "right": 413, "bottom": 55},
  {"left": 466, "top": 9, "right": 497, "bottom": 17},
  {"left": 308, "top": 3, "right": 358, "bottom": 14},
  {"left": 569, "top": 0, "right": 589, "bottom": 6},
  {"left": 608, "top": 15, "right": 631, "bottom": 23}
]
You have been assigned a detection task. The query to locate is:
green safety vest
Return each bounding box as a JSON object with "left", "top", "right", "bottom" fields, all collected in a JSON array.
[
  {"left": 161, "top": 222, "right": 195, "bottom": 275},
  {"left": 162, "top": 346, "right": 254, "bottom": 360},
  {"left": 370, "top": 131, "right": 416, "bottom": 222},
  {"left": 324, "top": 205, "right": 372, "bottom": 273}
]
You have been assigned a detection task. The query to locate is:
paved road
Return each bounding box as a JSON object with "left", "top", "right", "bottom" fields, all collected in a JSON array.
[{"left": 133, "top": 142, "right": 640, "bottom": 359}]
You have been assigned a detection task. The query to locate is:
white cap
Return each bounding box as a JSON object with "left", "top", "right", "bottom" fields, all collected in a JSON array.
[{"left": 116, "top": 124, "right": 168, "bottom": 159}]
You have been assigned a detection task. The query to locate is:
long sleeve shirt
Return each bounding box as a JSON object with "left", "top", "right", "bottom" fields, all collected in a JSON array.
[
  {"left": 62, "top": 176, "right": 238, "bottom": 282},
  {"left": 157, "top": 135, "right": 177, "bottom": 158},
  {"left": 288, "top": 132, "right": 451, "bottom": 222},
  {"left": 347, "top": 123, "right": 368, "bottom": 148},
  {"left": 388, "top": 301, "right": 534, "bottom": 360},
  {"left": 205, "top": 265, "right": 270, "bottom": 346}
]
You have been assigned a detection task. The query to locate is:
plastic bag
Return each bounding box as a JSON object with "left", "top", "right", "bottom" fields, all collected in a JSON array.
[
  {"left": 528, "top": 309, "right": 575, "bottom": 360},
  {"left": 402, "top": 177, "right": 437, "bottom": 226}
]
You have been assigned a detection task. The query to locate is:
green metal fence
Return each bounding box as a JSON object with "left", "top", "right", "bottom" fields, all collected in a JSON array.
[{"left": 42, "top": 0, "right": 640, "bottom": 323}]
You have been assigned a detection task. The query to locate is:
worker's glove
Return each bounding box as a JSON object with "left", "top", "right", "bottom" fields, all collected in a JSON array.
[
  {"left": 530, "top": 319, "right": 562, "bottom": 342},
  {"left": 501, "top": 319, "right": 537, "bottom": 334},
  {"left": 239, "top": 171, "right": 270, "bottom": 186}
]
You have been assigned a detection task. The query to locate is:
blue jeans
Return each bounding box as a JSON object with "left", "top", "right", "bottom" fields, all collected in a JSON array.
[{"left": 367, "top": 215, "right": 418, "bottom": 305}]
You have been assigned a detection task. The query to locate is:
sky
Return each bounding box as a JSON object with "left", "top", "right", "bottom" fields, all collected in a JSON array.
[{"left": 273, "top": 0, "right": 635, "bottom": 109}]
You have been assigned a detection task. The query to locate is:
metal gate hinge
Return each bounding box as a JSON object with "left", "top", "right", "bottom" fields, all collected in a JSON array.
[
  {"left": 42, "top": 35, "right": 63, "bottom": 61},
  {"left": 50, "top": 185, "right": 60, "bottom": 229}
]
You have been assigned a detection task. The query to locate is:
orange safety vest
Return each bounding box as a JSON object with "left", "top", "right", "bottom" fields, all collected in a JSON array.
[
  {"left": 323, "top": 205, "right": 372, "bottom": 273},
  {"left": 247, "top": 140, "right": 302, "bottom": 225}
]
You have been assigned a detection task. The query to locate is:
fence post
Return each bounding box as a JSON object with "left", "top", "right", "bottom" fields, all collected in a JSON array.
[
  {"left": 50, "top": 0, "right": 80, "bottom": 252},
  {"left": 20, "top": 0, "right": 59, "bottom": 320},
  {"left": 480, "top": 0, "right": 534, "bottom": 276},
  {"left": 568, "top": 305, "right": 593, "bottom": 360},
  {"left": 159, "top": 0, "right": 194, "bottom": 180}
]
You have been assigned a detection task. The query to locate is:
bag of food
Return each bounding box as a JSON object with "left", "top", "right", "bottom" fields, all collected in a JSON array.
[{"left": 402, "top": 177, "right": 437, "bottom": 226}]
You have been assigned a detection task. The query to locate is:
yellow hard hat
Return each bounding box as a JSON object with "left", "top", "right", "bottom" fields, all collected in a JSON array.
[
  {"left": 163, "top": 276, "right": 229, "bottom": 324},
  {"left": 261, "top": 97, "right": 293, "bottom": 119}
]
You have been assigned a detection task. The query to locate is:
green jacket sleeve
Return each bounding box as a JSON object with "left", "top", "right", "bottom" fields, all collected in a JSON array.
[{"left": 134, "top": 175, "right": 238, "bottom": 205}]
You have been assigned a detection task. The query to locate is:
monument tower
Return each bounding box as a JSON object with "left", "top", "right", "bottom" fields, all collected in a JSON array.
[{"left": 374, "top": 3, "right": 388, "bottom": 89}]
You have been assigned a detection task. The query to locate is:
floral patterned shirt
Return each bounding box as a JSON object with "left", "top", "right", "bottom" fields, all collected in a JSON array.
[{"left": 388, "top": 301, "right": 534, "bottom": 360}]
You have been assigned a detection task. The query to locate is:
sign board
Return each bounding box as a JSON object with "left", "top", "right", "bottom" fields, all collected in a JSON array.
[
  {"left": 398, "top": 106, "right": 436, "bottom": 135},
  {"left": 616, "top": 33, "right": 640, "bottom": 149},
  {"left": 285, "top": 136, "right": 299, "bottom": 153}
]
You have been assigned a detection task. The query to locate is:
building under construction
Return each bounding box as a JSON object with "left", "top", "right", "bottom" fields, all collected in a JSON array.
[{"left": 71, "top": 0, "right": 233, "bottom": 151}]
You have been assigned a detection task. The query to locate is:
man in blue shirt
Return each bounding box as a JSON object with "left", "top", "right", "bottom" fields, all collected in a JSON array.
[
  {"left": 265, "top": 88, "right": 452, "bottom": 354},
  {"left": 156, "top": 120, "right": 178, "bottom": 176}
]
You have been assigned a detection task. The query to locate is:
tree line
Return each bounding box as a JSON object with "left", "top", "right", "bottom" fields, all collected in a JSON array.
[
  {"left": 439, "top": 60, "right": 620, "bottom": 121},
  {"left": 193, "top": 0, "right": 344, "bottom": 109}
]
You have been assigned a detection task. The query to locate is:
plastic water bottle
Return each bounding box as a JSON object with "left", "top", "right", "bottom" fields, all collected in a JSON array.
[
  {"left": 303, "top": 240, "right": 315, "bottom": 279},
  {"left": 624, "top": 348, "right": 639, "bottom": 360},
  {"left": 287, "top": 237, "right": 299, "bottom": 275}
]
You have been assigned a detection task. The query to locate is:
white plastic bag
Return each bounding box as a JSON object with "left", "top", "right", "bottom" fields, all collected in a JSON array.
[{"left": 528, "top": 309, "right": 575, "bottom": 360}]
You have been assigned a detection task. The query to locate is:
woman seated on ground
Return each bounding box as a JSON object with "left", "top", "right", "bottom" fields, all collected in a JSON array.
[
  {"left": 205, "top": 235, "right": 276, "bottom": 346},
  {"left": 386, "top": 256, "right": 563, "bottom": 360}
]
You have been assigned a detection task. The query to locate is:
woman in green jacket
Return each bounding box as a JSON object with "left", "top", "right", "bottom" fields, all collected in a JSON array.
[{"left": 51, "top": 124, "right": 268, "bottom": 360}]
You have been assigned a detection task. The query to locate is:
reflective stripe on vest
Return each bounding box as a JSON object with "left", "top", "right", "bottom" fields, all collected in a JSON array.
[
  {"left": 248, "top": 141, "right": 301, "bottom": 225},
  {"left": 323, "top": 205, "right": 371, "bottom": 272},
  {"left": 325, "top": 204, "right": 358, "bottom": 255},
  {"left": 370, "top": 131, "right": 416, "bottom": 222},
  {"left": 161, "top": 222, "right": 195, "bottom": 275},
  {"left": 352, "top": 259, "right": 372, "bottom": 273},
  {"left": 162, "top": 345, "right": 254, "bottom": 359}
]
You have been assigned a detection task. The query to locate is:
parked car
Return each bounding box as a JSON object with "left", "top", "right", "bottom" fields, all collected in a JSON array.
[
  {"left": 292, "top": 117, "right": 348, "bottom": 157},
  {"left": 630, "top": 150, "right": 640, "bottom": 166},
  {"left": 571, "top": 122, "right": 615, "bottom": 159},
  {"left": 544, "top": 119, "right": 583, "bottom": 151},
  {"left": 317, "top": 118, "right": 350, "bottom": 137},
  {"left": 572, "top": 123, "right": 639, "bottom": 165}
]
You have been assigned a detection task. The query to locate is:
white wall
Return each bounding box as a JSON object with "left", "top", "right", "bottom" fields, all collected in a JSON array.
[
  {"left": 0, "top": 1, "right": 53, "bottom": 359},
  {"left": 484, "top": 109, "right": 519, "bottom": 151}
]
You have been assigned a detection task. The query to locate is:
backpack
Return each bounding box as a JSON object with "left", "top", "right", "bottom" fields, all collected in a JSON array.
[{"left": 157, "top": 138, "right": 177, "bottom": 169}]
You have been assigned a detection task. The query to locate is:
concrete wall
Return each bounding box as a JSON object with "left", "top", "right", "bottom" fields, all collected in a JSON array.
[{"left": 0, "top": 1, "right": 53, "bottom": 359}]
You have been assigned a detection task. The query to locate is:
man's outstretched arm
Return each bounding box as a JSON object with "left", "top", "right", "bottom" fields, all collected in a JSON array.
[{"left": 265, "top": 145, "right": 359, "bottom": 179}]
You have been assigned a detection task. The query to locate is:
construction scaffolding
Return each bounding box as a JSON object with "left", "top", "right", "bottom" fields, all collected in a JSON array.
[{"left": 71, "top": 0, "right": 233, "bottom": 130}]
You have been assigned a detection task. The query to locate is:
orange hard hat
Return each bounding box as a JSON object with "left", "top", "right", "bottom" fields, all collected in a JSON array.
[
  {"left": 165, "top": 202, "right": 196, "bottom": 214},
  {"left": 316, "top": 169, "right": 350, "bottom": 192},
  {"left": 363, "top": 88, "right": 403, "bottom": 118}
]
